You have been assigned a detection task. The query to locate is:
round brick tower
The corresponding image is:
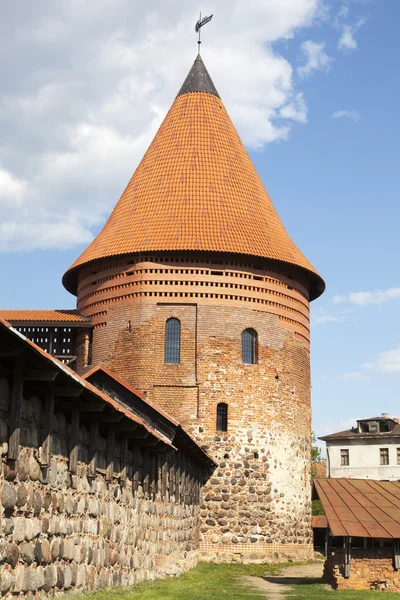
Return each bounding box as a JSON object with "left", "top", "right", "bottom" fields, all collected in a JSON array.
[{"left": 63, "top": 54, "right": 324, "bottom": 562}]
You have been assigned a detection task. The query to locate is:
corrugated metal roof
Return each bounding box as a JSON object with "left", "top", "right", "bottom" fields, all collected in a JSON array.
[
  {"left": 314, "top": 478, "right": 400, "bottom": 538},
  {"left": 312, "top": 515, "right": 328, "bottom": 528}
]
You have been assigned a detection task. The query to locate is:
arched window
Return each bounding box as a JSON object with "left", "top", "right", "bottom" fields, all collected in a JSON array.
[
  {"left": 165, "top": 318, "right": 180, "bottom": 364},
  {"left": 216, "top": 403, "right": 228, "bottom": 432},
  {"left": 242, "top": 328, "right": 258, "bottom": 364}
]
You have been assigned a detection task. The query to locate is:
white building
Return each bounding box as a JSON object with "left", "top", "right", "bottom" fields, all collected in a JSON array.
[{"left": 319, "top": 414, "right": 400, "bottom": 480}]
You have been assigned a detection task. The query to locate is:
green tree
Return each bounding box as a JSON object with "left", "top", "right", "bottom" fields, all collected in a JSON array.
[
  {"left": 311, "top": 432, "right": 325, "bottom": 516},
  {"left": 311, "top": 431, "right": 323, "bottom": 479}
]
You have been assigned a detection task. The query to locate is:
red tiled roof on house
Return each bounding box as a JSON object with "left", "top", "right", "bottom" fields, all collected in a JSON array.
[
  {"left": 0, "top": 309, "right": 90, "bottom": 324},
  {"left": 320, "top": 425, "right": 400, "bottom": 440},
  {"left": 314, "top": 478, "right": 400, "bottom": 538},
  {"left": 63, "top": 54, "right": 324, "bottom": 300}
]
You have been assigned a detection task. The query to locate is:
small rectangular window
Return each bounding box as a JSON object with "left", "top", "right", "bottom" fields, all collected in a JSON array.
[
  {"left": 340, "top": 449, "right": 349, "bottom": 466},
  {"left": 216, "top": 403, "right": 228, "bottom": 431},
  {"left": 380, "top": 448, "right": 389, "bottom": 465},
  {"left": 397, "top": 448, "right": 400, "bottom": 465}
]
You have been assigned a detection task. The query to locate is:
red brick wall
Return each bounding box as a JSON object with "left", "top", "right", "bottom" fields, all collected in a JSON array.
[
  {"left": 325, "top": 548, "right": 400, "bottom": 591},
  {"left": 74, "top": 252, "right": 314, "bottom": 561}
]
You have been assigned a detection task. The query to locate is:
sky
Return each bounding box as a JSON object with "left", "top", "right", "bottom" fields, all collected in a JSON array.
[{"left": 0, "top": 0, "right": 399, "bottom": 449}]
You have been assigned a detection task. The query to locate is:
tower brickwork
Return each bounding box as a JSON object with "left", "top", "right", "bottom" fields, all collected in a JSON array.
[{"left": 64, "top": 54, "right": 324, "bottom": 562}]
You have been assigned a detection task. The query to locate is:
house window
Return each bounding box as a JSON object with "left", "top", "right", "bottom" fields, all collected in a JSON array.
[
  {"left": 165, "top": 318, "right": 180, "bottom": 364},
  {"left": 242, "top": 328, "right": 258, "bottom": 364},
  {"left": 397, "top": 448, "right": 400, "bottom": 465},
  {"left": 216, "top": 403, "right": 228, "bottom": 432},
  {"left": 379, "top": 421, "right": 390, "bottom": 432},
  {"left": 380, "top": 448, "right": 389, "bottom": 465},
  {"left": 340, "top": 449, "right": 349, "bottom": 466}
]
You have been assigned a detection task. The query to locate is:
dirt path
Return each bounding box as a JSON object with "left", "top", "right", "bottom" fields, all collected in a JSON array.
[{"left": 242, "top": 561, "right": 327, "bottom": 599}]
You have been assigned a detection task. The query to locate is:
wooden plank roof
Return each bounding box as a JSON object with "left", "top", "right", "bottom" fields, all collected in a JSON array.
[
  {"left": 314, "top": 478, "right": 400, "bottom": 538},
  {"left": 0, "top": 318, "right": 215, "bottom": 466}
]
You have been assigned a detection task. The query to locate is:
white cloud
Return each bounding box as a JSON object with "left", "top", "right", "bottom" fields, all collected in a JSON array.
[
  {"left": 338, "top": 371, "right": 369, "bottom": 381},
  {"left": 363, "top": 346, "right": 400, "bottom": 374},
  {"left": 297, "top": 40, "right": 333, "bottom": 78},
  {"left": 335, "top": 6, "right": 367, "bottom": 53},
  {"left": 0, "top": 0, "right": 332, "bottom": 253},
  {"left": 338, "top": 24, "right": 358, "bottom": 50},
  {"left": 280, "top": 93, "right": 307, "bottom": 123},
  {"left": 333, "top": 287, "right": 400, "bottom": 306},
  {"left": 311, "top": 306, "right": 344, "bottom": 325},
  {"left": 0, "top": 169, "right": 27, "bottom": 207},
  {"left": 331, "top": 109, "right": 360, "bottom": 121}
]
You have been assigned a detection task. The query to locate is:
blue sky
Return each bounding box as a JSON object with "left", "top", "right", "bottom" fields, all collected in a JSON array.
[{"left": 0, "top": 0, "right": 398, "bottom": 446}]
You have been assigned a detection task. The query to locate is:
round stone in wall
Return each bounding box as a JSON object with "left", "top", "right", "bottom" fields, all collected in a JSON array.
[{"left": 2, "top": 483, "right": 16, "bottom": 511}]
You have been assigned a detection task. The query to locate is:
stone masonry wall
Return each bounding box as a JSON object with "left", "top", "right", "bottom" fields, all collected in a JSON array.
[
  {"left": 75, "top": 253, "right": 314, "bottom": 563},
  {"left": 324, "top": 548, "right": 400, "bottom": 591},
  {"left": 0, "top": 376, "right": 201, "bottom": 597},
  {"left": 192, "top": 306, "right": 312, "bottom": 563}
]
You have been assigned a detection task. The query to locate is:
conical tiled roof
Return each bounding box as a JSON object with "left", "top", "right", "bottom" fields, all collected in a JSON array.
[{"left": 63, "top": 54, "right": 324, "bottom": 299}]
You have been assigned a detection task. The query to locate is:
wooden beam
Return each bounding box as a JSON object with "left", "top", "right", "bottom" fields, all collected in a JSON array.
[
  {"left": 142, "top": 450, "right": 149, "bottom": 496},
  {"left": 151, "top": 453, "right": 156, "bottom": 497},
  {"left": 120, "top": 438, "right": 128, "bottom": 485},
  {"left": 55, "top": 386, "right": 83, "bottom": 398},
  {"left": 394, "top": 541, "right": 400, "bottom": 571},
  {"left": 0, "top": 344, "right": 24, "bottom": 358},
  {"left": 344, "top": 537, "right": 351, "bottom": 578},
  {"left": 161, "top": 455, "right": 168, "bottom": 499},
  {"left": 133, "top": 445, "right": 141, "bottom": 493},
  {"left": 69, "top": 404, "right": 80, "bottom": 474},
  {"left": 175, "top": 452, "right": 180, "bottom": 502},
  {"left": 95, "top": 413, "right": 124, "bottom": 424},
  {"left": 114, "top": 427, "right": 149, "bottom": 440},
  {"left": 40, "top": 382, "right": 54, "bottom": 466},
  {"left": 169, "top": 454, "right": 175, "bottom": 502},
  {"left": 106, "top": 430, "right": 115, "bottom": 482},
  {"left": 112, "top": 422, "right": 139, "bottom": 433},
  {"left": 61, "top": 402, "right": 104, "bottom": 413},
  {"left": 88, "top": 421, "right": 98, "bottom": 479},
  {"left": 137, "top": 437, "right": 163, "bottom": 448},
  {"left": 8, "top": 355, "right": 24, "bottom": 460},
  {"left": 180, "top": 452, "right": 186, "bottom": 504},
  {"left": 23, "top": 369, "right": 58, "bottom": 381}
]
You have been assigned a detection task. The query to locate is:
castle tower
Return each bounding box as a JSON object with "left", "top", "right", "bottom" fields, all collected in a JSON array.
[{"left": 63, "top": 54, "right": 324, "bottom": 562}]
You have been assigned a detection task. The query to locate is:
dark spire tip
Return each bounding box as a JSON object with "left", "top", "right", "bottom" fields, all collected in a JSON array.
[{"left": 176, "top": 54, "right": 220, "bottom": 98}]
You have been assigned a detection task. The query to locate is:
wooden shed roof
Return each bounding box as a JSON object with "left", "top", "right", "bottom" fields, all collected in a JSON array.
[
  {"left": 314, "top": 478, "right": 400, "bottom": 539},
  {"left": 0, "top": 318, "right": 215, "bottom": 466}
]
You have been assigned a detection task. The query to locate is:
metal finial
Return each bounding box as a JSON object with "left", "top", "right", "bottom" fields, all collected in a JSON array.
[{"left": 195, "top": 13, "right": 213, "bottom": 52}]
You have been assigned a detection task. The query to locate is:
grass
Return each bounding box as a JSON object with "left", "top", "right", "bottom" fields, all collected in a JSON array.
[
  {"left": 80, "top": 562, "right": 281, "bottom": 600},
  {"left": 288, "top": 582, "right": 400, "bottom": 599},
  {"left": 78, "top": 562, "right": 400, "bottom": 600}
]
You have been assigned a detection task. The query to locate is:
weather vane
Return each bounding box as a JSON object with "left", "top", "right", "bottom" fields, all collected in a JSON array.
[{"left": 195, "top": 13, "right": 213, "bottom": 51}]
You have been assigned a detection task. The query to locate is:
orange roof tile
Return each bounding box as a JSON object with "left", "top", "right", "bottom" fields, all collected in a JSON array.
[
  {"left": 0, "top": 309, "right": 90, "bottom": 323},
  {"left": 63, "top": 55, "right": 324, "bottom": 299}
]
